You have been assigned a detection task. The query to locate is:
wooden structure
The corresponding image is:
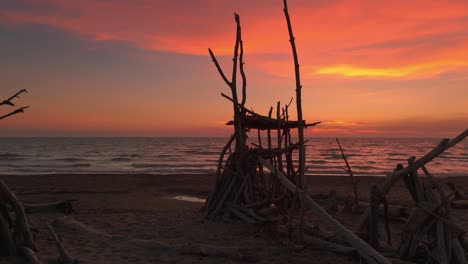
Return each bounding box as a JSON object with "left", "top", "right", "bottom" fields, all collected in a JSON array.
[
  {"left": 203, "top": 1, "right": 316, "bottom": 224},
  {"left": 203, "top": 1, "right": 468, "bottom": 263},
  {"left": 354, "top": 129, "right": 468, "bottom": 263},
  {"left": 203, "top": 1, "right": 395, "bottom": 264}
]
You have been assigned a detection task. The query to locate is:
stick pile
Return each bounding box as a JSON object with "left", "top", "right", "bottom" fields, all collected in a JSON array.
[{"left": 202, "top": 1, "right": 468, "bottom": 263}]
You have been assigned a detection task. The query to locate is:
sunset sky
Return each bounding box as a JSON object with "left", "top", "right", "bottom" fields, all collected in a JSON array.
[{"left": 0, "top": 0, "right": 467, "bottom": 137}]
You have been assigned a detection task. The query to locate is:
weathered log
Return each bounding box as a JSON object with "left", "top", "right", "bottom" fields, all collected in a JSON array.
[
  {"left": 405, "top": 157, "right": 424, "bottom": 203},
  {"left": 447, "top": 182, "right": 468, "bottom": 200},
  {"left": 0, "top": 178, "right": 38, "bottom": 251},
  {"left": 0, "top": 210, "right": 15, "bottom": 256},
  {"left": 260, "top": 158, "right": 391, "bottom": 264},
  {"left": 47, "top": 224, "right": 76, "bottom": 264},
  {"left": 451, "top": 200, "right": 468, "bottom": 209},
  {"left": 452, "top": 238, "right": 468, "bottom": 264},
  {"left": 380, "top": 129, "right": 468, "bottom": 196},
  {"left": 18, "top": 246, "right": 40, "bottom": 264},
  {"left": 304, "top": 235, "right": 356, "bottom": 256},
  {"left": 357, "top": 130, "right": 468, "bottom": 232},
  {"left": 25, "top": 200, "right": 75, "bottom": 214}
]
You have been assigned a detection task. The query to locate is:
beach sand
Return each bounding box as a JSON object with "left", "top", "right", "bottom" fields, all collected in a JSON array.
[{"left": 1, "top": 173, "right": 468, "bottom": 263}]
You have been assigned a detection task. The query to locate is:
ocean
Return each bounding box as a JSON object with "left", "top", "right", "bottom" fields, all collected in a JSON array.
[{"left": 0, "top": 137, "right": 466, "bottom": 177}]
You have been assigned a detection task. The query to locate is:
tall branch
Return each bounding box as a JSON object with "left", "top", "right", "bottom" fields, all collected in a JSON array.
[
  {"left": 240, "top": 39, "right": 247, "bottom": 107},
  {"left": 0, "top": 89, "right": 28, "bottom": 107},
  {"left": 283, "top": 0, "right": 306, "bottom": 189}
]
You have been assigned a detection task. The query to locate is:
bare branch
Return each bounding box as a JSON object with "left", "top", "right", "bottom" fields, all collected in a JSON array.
[
  {"left": 208, "top": 49, "right": 231, "bottom": 87},
  {"left": 240, "top": 39, "right": 247, "bottom": 106},
  {"left": 283, "top": 0, "right": 306, "bottom": 189},
  {"left": 0, "top": 106, "right": 30, "bottom": 120},
  {"left": 0, "top": 89, "right": 28, "bottom": 107}
]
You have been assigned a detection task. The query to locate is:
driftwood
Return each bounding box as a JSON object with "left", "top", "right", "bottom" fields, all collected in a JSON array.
[
  {"left": 336, "top": 138, "right": 359, "bottom": 208},
  {"left": 260, "top": 158, "right": 391, "bottom": 264},
  {"left": 358, "top": 129, "right": 468, "bottom": 231},
  {"left": 25, "top": 200, "right": 76, "bottom": 214},
  {"left": 0, "top": 178, "right": 38, "bottom": 252},
  {"left": 18, "top": 246, "right": 41, "bottom": 264},
  {"left": 53, "top": 216, "right": 258, "bottom": 262},
  {"left": 380, "top": 129, "right": 468, "bottom": 196},
  {"left": 451, "top": 200, "right": 468, "bottom": 209},
  {"left": 447, "top": 182, "right": 468, "bottom": 200},
  {"left": 47, "top": 224, "right": 76, "bottom": 264}
]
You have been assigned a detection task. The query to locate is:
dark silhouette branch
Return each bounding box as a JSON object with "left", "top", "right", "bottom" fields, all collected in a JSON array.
[
  {"left": 283, "top": 0, "right": 306, "bottom": 189},
  {"left": 240, "top": 39, "right": 247, "bottom": 107},
  {"left": 0, "top": 106, "right": 30, "bottom": 120},
  {"left": 0, "top": 89, "right": 27, "bottom": 107},
  {"left": 208, "top": 49, "right": 231, "bottom": 87},
  {"left": 336, "top": 138, "right": 359, "bottom": 207}
]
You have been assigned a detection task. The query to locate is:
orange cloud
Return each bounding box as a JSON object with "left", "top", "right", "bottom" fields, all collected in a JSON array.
[{"left": 315, "top": 59, "right": 468, "bottom": 78}]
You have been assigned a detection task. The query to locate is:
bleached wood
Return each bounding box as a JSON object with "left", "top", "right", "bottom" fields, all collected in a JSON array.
[{"left": 260, "top": 158, "right": 391, "bottom": 264}]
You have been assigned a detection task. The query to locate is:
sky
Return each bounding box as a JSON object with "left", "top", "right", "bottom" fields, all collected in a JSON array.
[{"left": 0, "top": 0, "right": 467, "bottom": 138}]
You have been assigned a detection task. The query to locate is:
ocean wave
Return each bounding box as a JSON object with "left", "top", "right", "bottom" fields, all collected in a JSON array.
[
  {"left": 111, "top": 157, "right": 133, "bottom": 162},
  {"left": 0, "top": 152, "right": 27, "bottom": 161},
  {"left": 0, "top": 163, "right": 90, "bottom": 168},
  {"left": 131, "top": 163, "right": 165, "bottom": 168},
  {"left": 132, "top": 163, "right": 212, "bottom": 168},
  {"left": 55, "top": 158, "right": 87, "bottom": 162},
  {"left": 308, "top": 160, "right": 328, "bottom": 164},
  {"left": 387, "top": 152, "right": 405, "bottom": 156}
]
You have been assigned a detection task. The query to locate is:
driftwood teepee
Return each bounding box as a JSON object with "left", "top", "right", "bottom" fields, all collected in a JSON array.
[
  {"left": 203, "top": 1, "right": 468, "bottom": 263},
  {"left": 203, "top": 1, "right": 316, "bottom": 223},
  {"left": 203, "top": 1, "right": 394, "bottom": 264}
]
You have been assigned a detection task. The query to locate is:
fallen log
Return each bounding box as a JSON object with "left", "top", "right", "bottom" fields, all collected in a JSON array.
[
  {"left": 18, "top": 246, "right": 40, "bottom": 264},
  {"left": 447, "top": 182, "right": 468, "bottom": 200},
  {"left": 304, "top": 235, "right": 356, "bottom": 256},
  {"left": 0, "top": 178, "right": 38, "bottom": 251},
  {"left": 53, "top": 216, "right": 258, "bottom": 262},
  {"left": 381, "top": 129, "right": 468, "bottom": 196},
  {"left": 260, "top": 158, "right": 391, "bottom": 264},
  {"left": 357, "top": 130, "right": 468, "bottom": 232},
  {"left": 47, "top": 224, "right": 76, "bottom": 264},
  {"left": 451, "top": 200, "right": 468, "bottom": 209},
  {"left": 25, "top": 200, "right": 76, "bottom": 214}
]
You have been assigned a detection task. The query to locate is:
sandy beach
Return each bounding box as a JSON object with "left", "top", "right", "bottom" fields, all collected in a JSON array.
[{"left": 0, "top": 173, "right": 467, "bottom": 263}]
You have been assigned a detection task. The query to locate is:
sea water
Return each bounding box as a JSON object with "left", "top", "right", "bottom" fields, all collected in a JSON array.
[{"left": 0, "top": 137, "right": 466, "bottom": 177}]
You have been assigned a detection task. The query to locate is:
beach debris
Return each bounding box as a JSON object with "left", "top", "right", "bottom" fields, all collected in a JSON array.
[
  {"left": 355, "top": 129, "right": 468, "bottom": 263},
  {"left": 336, "top": 138, "right": 360, "bottom": 211},
  {"left": 0, "top": 178, "right": 38, "bottom": 256},
  {"left": 25, "top": 200, "right": 77, "bottom": 214},
  {"left": 47, "top": 223, "right": 77, "bottom": 264}
]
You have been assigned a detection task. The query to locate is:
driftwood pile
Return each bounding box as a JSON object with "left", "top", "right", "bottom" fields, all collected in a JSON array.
[
  {"left": 203, "top": 0, "right": 320, "bottom": 228},
  {"left": 202, "top": 1, "right": 468, "bottom": 264},
  {"left": 0, "top": 90, "right": 78, "bottom": 263},
  {"left": 352, "top": 129, "right": 468, "bottom": 263}
]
